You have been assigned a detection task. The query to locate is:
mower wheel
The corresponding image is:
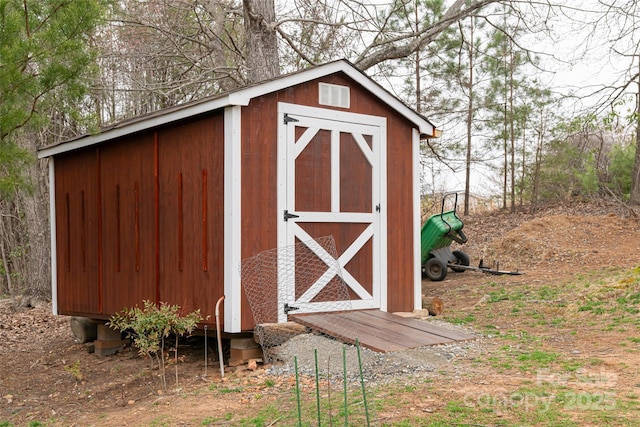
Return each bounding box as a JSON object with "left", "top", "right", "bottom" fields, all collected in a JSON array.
[
  {"left": 425, "top": 257, "right": 447, "bottom": 281},
  {"left": 450, "top": 250, "right": 470, "bottom": 273}
]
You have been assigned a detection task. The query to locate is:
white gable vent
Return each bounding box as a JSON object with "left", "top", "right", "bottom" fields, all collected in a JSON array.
[{"left": 319, "top": 82, "right": 350, "bottom": 108}]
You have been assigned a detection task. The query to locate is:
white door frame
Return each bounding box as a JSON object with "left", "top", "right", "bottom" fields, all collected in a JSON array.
[{"left": 276, "top": 102, "right": 387, "bottom": 322}]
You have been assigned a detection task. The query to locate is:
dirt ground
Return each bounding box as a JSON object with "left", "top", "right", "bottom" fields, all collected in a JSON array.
[{"left": 1, "top": 199, "right": 639, "bottom": 426}]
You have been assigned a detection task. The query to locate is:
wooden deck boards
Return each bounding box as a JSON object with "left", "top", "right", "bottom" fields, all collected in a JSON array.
[{"left": 290, "top": 309, "right": 475, "bottom": 353}]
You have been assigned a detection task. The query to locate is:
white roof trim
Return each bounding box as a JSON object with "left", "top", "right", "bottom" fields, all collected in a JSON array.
[
  {"left": 38, "top": 95, "right": 236, "bottom": 158},
  {"left": 38, "top": 60, "right": 434, "bottom": 159}
]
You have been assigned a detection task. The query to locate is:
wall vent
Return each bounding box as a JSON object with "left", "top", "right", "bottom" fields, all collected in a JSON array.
[{"left": 319, "top": 83, "right": 350, "bottom": 109}]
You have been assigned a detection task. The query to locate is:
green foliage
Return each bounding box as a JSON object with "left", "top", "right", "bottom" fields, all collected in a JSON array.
[
  {"left": 0, "top": 141, "right": 32, "bottom": 197},
  {"left": 109, "top": 300, "right": 202, "bottom": 358},
  {"left": 108, "top": 300, "right": 202, "bottom": 388},
  {"left": 0, "top": 0, "right": 106, "bottom": 195},
  {"left": 607, "top": 143, "right": 635, "bottom": 196},
  {"left": 63, "top": 360, "right": 83, "bottom": 381},
  {"left": 536, "top": 136, "right": 601, "bottom": 200},
  {"left": 0, "top": 0, "right": 106, "bottom": 138},
  {"left": 576, "top": 152, "right": 600, "bottom": 195}
]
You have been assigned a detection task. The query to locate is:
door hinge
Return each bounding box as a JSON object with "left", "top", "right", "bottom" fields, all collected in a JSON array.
[
  {"left": 283, "top": 210, "right": 300, "bottom": 221},
  {"left": 376, "top": 204, "right": 381, "bottom": 212},
  {"left": 283, "top": 113, "right": 299, "bottom": 125},
  {"left": 284, "top": 303, "right": 299, "bottom": 314}
]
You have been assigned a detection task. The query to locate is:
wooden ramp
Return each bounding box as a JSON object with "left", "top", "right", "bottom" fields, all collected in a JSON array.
[{"left": 290, "top": 309, "right": 475, "bottom": 353}]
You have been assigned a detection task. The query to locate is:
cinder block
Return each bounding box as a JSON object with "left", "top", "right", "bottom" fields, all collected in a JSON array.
[
  {"left": 97, "top": 323, "right": 121, "bottom": 341},
  {"left": 94, "top": 339, "right": 127, "bottom": 357},
  {"left": 230, "top": 337, "right": 259, "bottom": 350},
  {"left": 230, "top": 347, "right": 263, "bottom": 361}
]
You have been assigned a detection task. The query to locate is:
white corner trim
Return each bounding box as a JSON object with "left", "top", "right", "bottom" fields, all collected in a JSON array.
[
  {"left": 276, "top": 103, "right": 288, "bottom": 253},
  {"left": 378, "top": 120, "right": 388, "bottom": 312},
  {"left": 224, "top": 106, "right": 242, "bottom": 333},
  {"left": 412, "top": 129, "right": 422, "bottom": 311},
  {"left": 48, "top": 159, "right": 58, "bottom": 315}
]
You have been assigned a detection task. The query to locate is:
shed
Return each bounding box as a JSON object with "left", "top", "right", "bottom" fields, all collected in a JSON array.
[{"left": 38, "top": 59, "right": 439, "bottom": 334}]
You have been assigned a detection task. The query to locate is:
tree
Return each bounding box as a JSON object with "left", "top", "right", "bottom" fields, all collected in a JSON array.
[
  {"left": 568, "top": 0, "right": 640, "bottom": 205},
  {"left": 480, "top": 6, "right": 534, "bottom": 211},
  {"left": 244, "top": 0, "right": 280, "bottom": 82},
  {"left": 0, "top": 0, "right": 106, "bottom": 300},
  {"left": 350, "top": 0, "right": 500, "bottom": 71},
  {"left": 631, "top": 57, "right": 640, "bottom": 204}
]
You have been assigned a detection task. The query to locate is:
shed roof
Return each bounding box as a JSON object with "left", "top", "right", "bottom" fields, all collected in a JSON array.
[{"left": 38, "top": 59, "right": 437, "bottom": 159}]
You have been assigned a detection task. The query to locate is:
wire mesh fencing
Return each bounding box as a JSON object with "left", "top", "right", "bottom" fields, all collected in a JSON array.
[{"left": 240, "top": 235, "right": 356, "bottom": 362}]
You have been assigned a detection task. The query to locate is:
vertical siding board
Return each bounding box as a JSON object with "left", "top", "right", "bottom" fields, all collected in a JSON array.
[
  {"left": 240, "top": 97, "right": 279, "bottom": 329},
  {"left": 384, "top": 117, "right": 414, "bottom": 312},
  {"left": 54, "top": 150, "right": 100, "bottom": 315},
  {"left": 134, "top": 182, "right": 140, "bottom": 272},
  {"left": 64, "top": 193, "right": 71, "bottom": 273},
  {"left": 158, "top": 113, "right": 224, "bottom": 323},
  {"left": 97, "top": 148, "right": 103, "bottom": 312},
  {"left": 154, "top": 133, "right": 160, "bottom": 303},
  {"left": 177, "top": 173, "right": 184, "bottom": 272},
  {"left": 81, "top": 191, "right": 86, "bottom": 272},
  {"left": 201, "top": 169, "right": 208, "bottom": 272},
  {"left": 100, "top": 134, "right": 156, "bottom": 314}
]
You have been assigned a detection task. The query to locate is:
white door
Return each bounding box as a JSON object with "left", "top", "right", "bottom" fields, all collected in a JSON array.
[{"left": 277, "top": 102, "right": 387, "bottom": 322}]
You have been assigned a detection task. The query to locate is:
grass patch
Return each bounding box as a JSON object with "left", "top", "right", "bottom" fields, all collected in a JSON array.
[
  {"left": 237, "top": 404, "right": 281, "bottom": 426},
  {"left": 487, "top": 288, "right": 525, "bottom": 303},
  {"left": 445, "top": 313, "right": 476, "bottom": 325},
  {"left": 516, "top": 350, "right": 559, "bottom": 364}
]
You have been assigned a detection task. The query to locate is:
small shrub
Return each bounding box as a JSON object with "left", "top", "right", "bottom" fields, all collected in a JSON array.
[{"left": 108, "top": 300, "right": 202, "bottom": 389}]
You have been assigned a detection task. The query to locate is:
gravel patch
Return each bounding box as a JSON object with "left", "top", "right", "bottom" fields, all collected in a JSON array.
[{"left": 267, "top": 321, "right": 483, "bottom": 386}]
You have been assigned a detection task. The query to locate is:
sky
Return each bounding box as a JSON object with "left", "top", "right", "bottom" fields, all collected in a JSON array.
[{"left": 422, "top": 0, "right": 639, "bottom": 200}]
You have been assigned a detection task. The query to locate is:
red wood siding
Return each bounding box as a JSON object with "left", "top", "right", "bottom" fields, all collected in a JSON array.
[
  {"left": 54, "top": 150, "right": 100, "bottom": 315},
  {"left": 340, "top": 133, "right": 372, "bottom": 213},
  {"left": 240, "top": 72, "right": 416, "bottom": 329},
  {"left": 54, "top": 69, "right": 417, "bottom": 332},
  {"left": 241, "top": 97, "right": 279, "bottom": 329},
  {"left": 384, "top": 117, "right": 415, "bottom": 312},
  {"left": 54, "top": 113, "right": 225, "bottom": 325},
  {"left": 295, "top": 128, "right": 332, "bottom": 212},
  {"left": 158, "top": 114, "right": 225, "bottom": 321},
  {"left": 311, "top": 75, "right": 416, "bottom": 313},
  {"left": 99, "top": 134, "right": 156, "bottom": 314}
]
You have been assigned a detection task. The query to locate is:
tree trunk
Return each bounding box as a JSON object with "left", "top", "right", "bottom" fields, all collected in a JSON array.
[
  {"left": 422, "top": 296, "right": 445, "bottom": 316},
  {"left": 631, "top": 59, "right": 640, "bottom": 205},
  {"left": 509, "top": 40, "right": 515, "bottom": 213},
  {"left": 243, "top": 0, "right": 280, "bottom": 83},
  {"left": 0, "top": 213, "right": 12, "bottom": 295},
  {"left": 20, "top": 157, "right": 51, "bottom": 304},
  {"left": 464, "top": 16, "right": 474, "bottom": 216}
]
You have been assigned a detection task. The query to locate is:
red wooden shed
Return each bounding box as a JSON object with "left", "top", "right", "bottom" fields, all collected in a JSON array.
[{"left": 38, "top": 60, "right": 439, "bottom": 334}]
